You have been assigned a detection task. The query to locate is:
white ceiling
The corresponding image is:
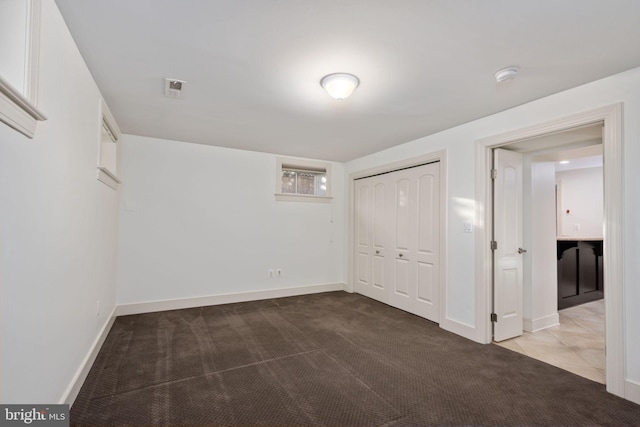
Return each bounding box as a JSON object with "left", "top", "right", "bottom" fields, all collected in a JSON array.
[
  {"left": 54, "top": 0, "right": 640, "bottom": 162},
  {"left": 554, "top": 153, "right": 603, "bottom": 172}
]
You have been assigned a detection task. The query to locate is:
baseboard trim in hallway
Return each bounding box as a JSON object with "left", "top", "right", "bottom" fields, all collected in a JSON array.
[{"left": 626, "top": 380, "right": 640, "bottom": 405}]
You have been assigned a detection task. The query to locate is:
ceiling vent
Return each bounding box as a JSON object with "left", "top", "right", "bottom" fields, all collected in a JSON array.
[{"left": 164, "top": 78, "right": 186, "bottom": 98}]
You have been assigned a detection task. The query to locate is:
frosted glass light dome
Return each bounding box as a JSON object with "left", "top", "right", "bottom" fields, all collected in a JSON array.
[{"left": 320, "top": 73, "right": 359, "bottom": 100}]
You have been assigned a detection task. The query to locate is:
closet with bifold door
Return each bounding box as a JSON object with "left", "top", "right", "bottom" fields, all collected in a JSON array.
[{"left": 354, "top": 161, "right": 441, "bottom": 323}]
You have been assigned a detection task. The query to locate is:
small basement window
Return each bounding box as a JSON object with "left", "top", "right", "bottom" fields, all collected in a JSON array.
[{"left": 275, "top": 157, "right": 332, "bottom": 202}]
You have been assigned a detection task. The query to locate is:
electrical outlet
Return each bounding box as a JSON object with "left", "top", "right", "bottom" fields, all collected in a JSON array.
[
  {"left": 276, "top": 268, "right": 282, "bottom": 277},
  {"left": 268, "top": 269, "right": 274, "bottom": 278}
]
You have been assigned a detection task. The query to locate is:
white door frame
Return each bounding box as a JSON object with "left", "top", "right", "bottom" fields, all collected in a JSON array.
[
  {"left": 347, "top": 150, "right": 447, "bottom": 324},
  {"left": 474, "top": 103, "right": 624, "bottom": 397}
]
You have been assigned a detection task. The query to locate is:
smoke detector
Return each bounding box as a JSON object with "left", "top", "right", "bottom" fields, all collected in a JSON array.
[
  {"left": 164, "top": 78, "right": 186, "bottom": 98},
  {"left": 494, "top": 66, "right": 519, "bottom": 83}
]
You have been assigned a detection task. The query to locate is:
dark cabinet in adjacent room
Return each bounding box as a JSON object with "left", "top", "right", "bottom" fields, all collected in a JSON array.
[{"left": 557, "top": 239, "right": 603, "bottom": 309}]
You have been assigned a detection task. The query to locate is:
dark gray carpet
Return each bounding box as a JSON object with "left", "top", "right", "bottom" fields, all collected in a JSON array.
[{"left": 71, "top": 291, "right": 640, "bottom": 426}]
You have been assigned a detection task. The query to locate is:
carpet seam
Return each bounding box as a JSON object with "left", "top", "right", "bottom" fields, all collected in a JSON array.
[{"left": 87, "top": 348, "right": 324, "bottom": 402}]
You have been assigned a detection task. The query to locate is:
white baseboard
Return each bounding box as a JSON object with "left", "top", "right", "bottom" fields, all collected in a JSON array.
[
  {"left": 625, "top": 379, "right": 640, "bottom": 405},
  {"left": 440, "top": 317, "right": 480, "bottom": 343},
  {"left": 116, "top": 283, "right": 345, "bottom": 316},
  {"left": 60, "top": 307, "right": 117, "bottom": 407},
  {"left": 523, "top": 313, "right": 560, "bottom": 332}
]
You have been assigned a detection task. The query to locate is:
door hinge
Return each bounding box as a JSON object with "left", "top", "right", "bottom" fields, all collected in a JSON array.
[
  {"left": 490, "top": 240, "right": 498, "bottom": 250},
  {"left": 491, "top": 169, "right": 497, "bottom": 180},
  {"left": 491, "top": 313, "right": 498, "bottom": 323}
]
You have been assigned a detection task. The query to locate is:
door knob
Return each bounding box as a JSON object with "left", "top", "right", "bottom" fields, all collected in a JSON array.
[{"left": 518, "top": 248, "right": 527, "bottom": 254}]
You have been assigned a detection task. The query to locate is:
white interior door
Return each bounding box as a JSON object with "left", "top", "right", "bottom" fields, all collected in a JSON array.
[
  {"left": 493, "top": 148, "right": 524, "bottom": 342},
  {"left": 354, "top": 162, "right": 441, "bottom": 323},
  {"left": 354, "top": 176, "right": 387, "bottom": 302},
  {"left": 354, "top": 180, "right": 372, "bottom": 297},
  {"left": 388, "top": 174, "right": 413, "bottom": 312},
  {"left": 412, "top": 164, "right": 440, "bottom": 321}
]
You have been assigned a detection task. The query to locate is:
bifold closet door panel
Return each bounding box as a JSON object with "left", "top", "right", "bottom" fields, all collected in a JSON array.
[
  {"left": 354, "top": 176, "right": 387, "bottom": 303},
  {"left": 355, "top": 180, "right": 372, "bottom": 298},
  {"left": 354, "top": 162, "right": 440, "bottom": 323},
  {"left": 388, "top": 175, "right": 414, "bottom": 312},
  {"left": 413, "top": 163, "right": 440, "bottom": 322}
]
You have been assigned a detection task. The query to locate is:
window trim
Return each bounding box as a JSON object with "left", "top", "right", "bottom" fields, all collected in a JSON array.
[
  {"left": 96, "top": 99, "right": 122, "bottom": 190},
  {"left": 0, "top": 0, "right": 46, "bottom": 138},
  {"left": 275, "top": 157, "right": 332, "bottom": 203}
]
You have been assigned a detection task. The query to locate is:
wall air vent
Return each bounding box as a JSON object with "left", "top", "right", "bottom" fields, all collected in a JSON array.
[{"left": 164, "top": 78, "right": 186, "bottom": 99}]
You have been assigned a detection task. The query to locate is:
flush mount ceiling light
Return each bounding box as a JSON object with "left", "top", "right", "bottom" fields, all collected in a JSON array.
[
  {"left": 494, "top": 66, "right": 519, "bottom": 83},
  {"left": 320, "top": 73, "right": 360, "bottom": 100}
]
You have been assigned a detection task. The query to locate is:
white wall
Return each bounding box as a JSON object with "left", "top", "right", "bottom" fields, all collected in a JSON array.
[
  {"left": 0, "top": 1, "right": 119, "bottom": 403},
  {"left": 556, "top": 167, "right": 604, "bottom": 238},
  {"left": 116, "top": 135, "right": 345, "bottom": 307},
  {"left": 345, "top": 66, "right": 640, "bottom": 392}
]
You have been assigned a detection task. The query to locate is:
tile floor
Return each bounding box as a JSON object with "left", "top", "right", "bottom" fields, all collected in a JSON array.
[{"left": 494, "top": 299, "right": 605, "bottom": 384}]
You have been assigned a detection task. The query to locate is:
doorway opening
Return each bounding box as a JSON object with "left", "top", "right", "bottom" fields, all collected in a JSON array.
[
  {"left": 475, "top": 103, "right": 624, "bottom": 398},
  {"left": 492, "top": 126, "right": 605, "bottom": 383}
]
